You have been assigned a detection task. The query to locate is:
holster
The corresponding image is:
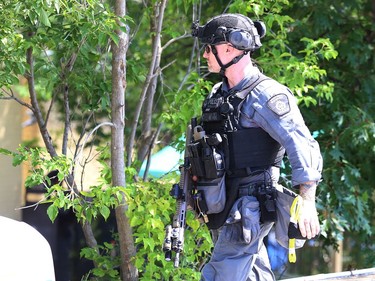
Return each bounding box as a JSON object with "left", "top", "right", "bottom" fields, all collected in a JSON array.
[{"left": 238, "top": 182, "right": 278, "bottom": 223}]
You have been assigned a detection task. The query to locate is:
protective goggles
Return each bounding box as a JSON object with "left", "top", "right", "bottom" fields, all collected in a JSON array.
[{"left": 203, "top": 43, "right": 230, "bottom": 54}]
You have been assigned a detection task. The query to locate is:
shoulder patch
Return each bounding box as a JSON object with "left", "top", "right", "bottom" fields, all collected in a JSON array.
[{"left": 267, "top": 93, "right": 290, "bottom": 116}]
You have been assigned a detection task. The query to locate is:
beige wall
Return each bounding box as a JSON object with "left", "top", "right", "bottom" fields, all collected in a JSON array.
[
  {"left": 0, "top": 93, "right": 103, "bottom": 220},
  {"left": 0, "top": 101, "right": 23, "bottom": 220}
]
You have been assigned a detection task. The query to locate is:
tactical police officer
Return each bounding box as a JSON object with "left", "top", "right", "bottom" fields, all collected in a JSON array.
[{"left": 190, "top": 13, "right": 322, "bottom": 281}]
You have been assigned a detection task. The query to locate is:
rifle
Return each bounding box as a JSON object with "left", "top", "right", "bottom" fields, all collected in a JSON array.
[{"left": 163, "top": 122, "right": 194, "bottom": 268}]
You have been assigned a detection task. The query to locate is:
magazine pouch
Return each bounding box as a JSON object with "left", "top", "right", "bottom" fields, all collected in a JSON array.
[
  {"left": 195, "top": 174, "right": 226, "bottom": 215},
  {"left": 187, "top": 132, "right": 225, "bottom": 179}
]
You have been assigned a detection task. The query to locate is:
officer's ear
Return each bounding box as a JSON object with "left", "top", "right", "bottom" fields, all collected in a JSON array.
[
  {"left": 225, "top": 44, "right": 236, "bottom": 53},
  {"left": 226, "top": 44, "right": 243, "bottom": 56}
]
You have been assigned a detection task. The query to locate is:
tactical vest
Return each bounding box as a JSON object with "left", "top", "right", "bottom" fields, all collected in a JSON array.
[{"left": 200, "top": 74, "right": 285, "bottom": 177}]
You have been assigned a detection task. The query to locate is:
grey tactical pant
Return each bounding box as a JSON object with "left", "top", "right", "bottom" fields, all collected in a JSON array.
[
  {"left": 200, "top": 167, "right": 289, "bottom": 281},
  {"left": 200, "top": 164, "right": 305, "bottom": 281},
  {"left": 200, "top": 196, "right": 275, "bottom": 281}
]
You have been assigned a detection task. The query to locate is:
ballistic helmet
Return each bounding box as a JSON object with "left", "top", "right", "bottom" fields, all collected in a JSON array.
[{"left": 191, "top": 13, "right": 266, "bottom": 52}]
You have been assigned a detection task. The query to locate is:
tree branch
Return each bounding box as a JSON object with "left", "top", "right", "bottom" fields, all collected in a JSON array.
[
  {"left": 74, "top": 121, "right": 115, "bottom": 165},
  {"left": 26, "top": 47, "right": 58, "bottom": 158},
  {"left": 62, "top": 84, "right": 70, "bottom": 155},
  {"left": 178, "top": 1, "right": 202, "bottom": 91},
  {"left": 142, "top": 123, "right": 162, "bottom": 181},
  {"left": 126, "top": 0, "right": 167, "bottom": 166},
  {"left": 161, "top": 33, "right": 190, "bottom": 52},
  {"left": 0, "top": 88, "right": 34, "bottom": 111}
]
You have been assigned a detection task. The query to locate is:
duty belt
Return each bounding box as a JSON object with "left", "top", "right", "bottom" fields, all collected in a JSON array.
[
  {"left": 237, "top": 184, "right": 260, "bottom": 197},
  {"left": 237, "top": 183, "right": 278, "bottom": 223}
]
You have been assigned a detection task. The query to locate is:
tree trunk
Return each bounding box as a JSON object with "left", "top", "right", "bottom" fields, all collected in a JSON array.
[{"left": 112, "top": 0, "right": 138, "bottom": 280}]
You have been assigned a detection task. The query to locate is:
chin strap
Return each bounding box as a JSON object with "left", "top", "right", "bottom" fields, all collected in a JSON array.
[{"left": 211, "top": 45, "right": 248, "bottom": 77}]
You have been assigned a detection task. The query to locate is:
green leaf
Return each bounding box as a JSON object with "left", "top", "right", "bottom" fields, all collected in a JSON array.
[
  {"left": 143, "top": 237, "right": 155, "bottom": 251},
  {"left": 39, "top": 9, "right": 51, "bottom": 27},
  {"left": 329, "top": 145, "right": 344, "bottom": 161},
  {"left": 100, "top": 205, "right": 110, "bottom": 220},
  {"left": 92, "top": 268, "right": 105, "bottom": 277},
  {"left": 104, "top": 241, "right": 114, "bottom": 249},
  {"left": 12, "top": 153, "right": 26, "bottom": 166},
  {"left": 80, "top": 191, "right": 95, "bottom": 198},
  {"left": 47, "top": 204, "right": 58, "bottom": 222},
  {"left": 108, "top": 32, "right": 119, "bottom": 46},
  {"left": 86, "top": 208, "right": 93, "bottom": 223},
  {"left": 0, "top": 148, "right": 13, "bottom": 156},
  {"left": 58, "top": 198, "right": 65, "bottom": 208},
  {"left": 130, "top": 215, "right": 142, "bottom": 227}
]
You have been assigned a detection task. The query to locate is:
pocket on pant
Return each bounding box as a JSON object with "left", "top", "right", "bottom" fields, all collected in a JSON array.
[
  {"left": 221, "top": 223, "right": 244, "bottom": 243},
  {"left": 222, "top": 197, "right": 261, "bottom": 246}
]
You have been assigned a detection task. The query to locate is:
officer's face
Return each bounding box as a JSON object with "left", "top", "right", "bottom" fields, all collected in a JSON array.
[
  {"left": 203, "top": 43, "right": 238, "bottom": 73},
  {"left": 203, "top": 44, "right": 226, "bottom": 73},
  {"left": 202, "top": 45, "right": 216, "bottom": 72}
]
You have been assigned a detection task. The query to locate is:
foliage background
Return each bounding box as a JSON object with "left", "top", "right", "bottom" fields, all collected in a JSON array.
[{"left": 0, "top": 0, "right": 374, "bottom": 280}]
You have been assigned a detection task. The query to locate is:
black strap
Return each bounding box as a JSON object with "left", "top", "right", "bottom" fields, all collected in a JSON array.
[
  {"left": 211, "top": 45, "right": 248, "bottom": 77},
  {"left": 228, "top": 73, "right": 270, "bottom": 129},
  {"left": 233, "top": 72, "right": 270, "bottom": 100}
]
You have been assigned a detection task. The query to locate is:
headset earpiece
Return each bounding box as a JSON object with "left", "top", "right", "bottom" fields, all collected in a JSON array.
[{"left": 227, "top": 30, "right": 253, "bottom": 50}]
